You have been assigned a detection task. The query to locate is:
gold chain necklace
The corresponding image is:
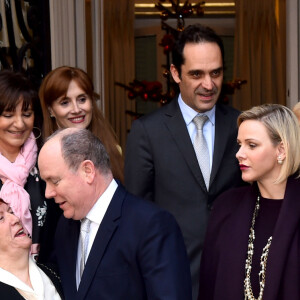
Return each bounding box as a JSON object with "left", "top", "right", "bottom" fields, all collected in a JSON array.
[{"left": 244, "top": 196, "right": 273, "bottom": 300}]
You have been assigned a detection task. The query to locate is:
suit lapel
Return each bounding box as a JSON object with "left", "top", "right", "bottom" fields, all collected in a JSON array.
[
  {"left": 62, "top": 219, "right": 80, "bottom": 297},
  {"left": 210, "top": 104, "right": 236, "bottom": 186},
  {"left": 70, "top": 221, "right": 80, "bottom": 277},
  {"left": 217, "top": 189, "right": 256, "bottom": 298},
  {"left": 164, "top": 99, "right": 207, "bottom": 192},
  {"left": 76, "top": 186, "right": 125, "bottom": 299}
]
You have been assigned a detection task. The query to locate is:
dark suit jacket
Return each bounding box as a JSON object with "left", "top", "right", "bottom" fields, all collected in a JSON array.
[
  {"left": 198, "top": 176, "right": 300, "bottom": 300},
  {"left": 124, "top": 98, "right": 244, "bottom": 298},
  {"left": 54, "top": 184, "right": 192, "bottom": 300}
]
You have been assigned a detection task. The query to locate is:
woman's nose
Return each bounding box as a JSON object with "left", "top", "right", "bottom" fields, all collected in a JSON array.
[
  {"left": 71, "top": 101, "right": 81, "bottom": 113},
  {"left": 7, "top": 212, "right": 21, "bottom": 225},
  {"left": 13, "top": 116, "right": 25, "bottom": 128},
  {"left": 236, "top": 146, "right": 244, "bottom": 160}
]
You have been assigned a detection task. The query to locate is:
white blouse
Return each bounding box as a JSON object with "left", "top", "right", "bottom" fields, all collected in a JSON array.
[{"left": 0, "top": 257, "right": 61, "bottom": 300}]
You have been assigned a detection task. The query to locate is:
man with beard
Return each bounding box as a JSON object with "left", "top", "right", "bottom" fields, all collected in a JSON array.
[{"left": 125, "top": 24, "right": 245, "bottom": 299}]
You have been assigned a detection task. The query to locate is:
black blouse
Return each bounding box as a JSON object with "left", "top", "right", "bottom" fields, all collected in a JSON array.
[{"left": 251, "top": 197, "right": 283, "bottom": 297}]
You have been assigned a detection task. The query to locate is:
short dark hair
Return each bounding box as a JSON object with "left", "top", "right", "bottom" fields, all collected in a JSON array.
[
  {"left": 0, "top": 70, "right": 42, "bottom": 145},
  {"left": 50, "top": 129, "right": 111, "bottom": 174},
  {"left": 172, "top": 24, "right": 225, "bottom": 77},
  {"left": 0, "top": 70, "right": 39, "bottom": 114}
]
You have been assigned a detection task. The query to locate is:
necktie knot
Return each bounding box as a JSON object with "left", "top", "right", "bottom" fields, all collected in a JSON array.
[
  {"left": 81, "top": 217, "right": 91, "bottom": 233},
  {"left": 193, "top": 114, "right": 208, "bottom": 130}
]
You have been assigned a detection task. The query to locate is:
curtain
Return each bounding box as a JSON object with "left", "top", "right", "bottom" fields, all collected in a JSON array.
[
  {"left": 49, "top": 0, "right": 76, "bottom": 68},
  {"left": 232, "top": 0, "right": 286, "bottom": 110},
  {"left": 103, "top": 0, "right": 135, "bottom": 151}
]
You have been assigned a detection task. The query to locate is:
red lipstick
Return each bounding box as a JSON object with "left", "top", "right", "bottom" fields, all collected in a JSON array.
[{"left": 239, "top": 164, "right": 249, "bottom": 170}]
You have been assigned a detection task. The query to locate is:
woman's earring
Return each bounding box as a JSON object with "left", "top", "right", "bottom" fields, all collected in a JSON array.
[
  {"left": 48, "top": 108, "right": 55, "bottom": 118},
  {"left": 31, "top": 127, "right": 42, "bottom": 139},
  {"left": 277, "top": 155, "right": 283, "bottom": 165}
]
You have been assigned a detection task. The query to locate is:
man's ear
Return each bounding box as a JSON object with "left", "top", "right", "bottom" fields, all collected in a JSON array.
[
  {"left": 170, "top": 64, "right": 181, "bottom": 84},
  {"left": 80, "top": 160, "right": 96, "bottom": 184}
]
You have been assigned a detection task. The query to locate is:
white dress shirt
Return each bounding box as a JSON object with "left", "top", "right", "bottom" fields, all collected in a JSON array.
[
  {"left": 76, "top": 179, "right": 118, "bottom": 288},
  {"left": 178, "top": 94, "right": 216, "bottom": 171},
  {"left": 0, "top": 257, "right": 61, "bottom": 300}
]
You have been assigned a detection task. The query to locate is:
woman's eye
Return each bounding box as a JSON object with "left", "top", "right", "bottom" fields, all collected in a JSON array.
[
  {"left": 249, "top": 143, "right": 256, "bottom": 149},
  {"left": 78, "top": 96, "right": 87, "bottom": 104},
  {"left": 1, "top": 113, "right": 12, "bottom": 118},
  {"left": 23, "top": 112, "right": 33, "bottom": 118},
  {"left": 59, "top": 100, "right": 69, "bottom": 106}
]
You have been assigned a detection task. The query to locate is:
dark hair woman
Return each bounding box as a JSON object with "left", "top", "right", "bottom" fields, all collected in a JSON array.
[{"left": 0, "top": 70, "right": 60, "bottom": 262}]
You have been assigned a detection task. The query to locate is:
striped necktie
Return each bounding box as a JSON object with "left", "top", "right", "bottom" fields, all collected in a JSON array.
[
  {"left": 193, "top": 114, "right": 210, "bottom": 190},
  {"left": 80, "top": 217, "right": 91, "bottom": 278}
]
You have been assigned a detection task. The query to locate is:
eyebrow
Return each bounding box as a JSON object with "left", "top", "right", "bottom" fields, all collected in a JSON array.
[
  {"left": 41, "top": 175, "right": 50, "bottom": 181},
  {"left": 212, "top": 67, "right": 223, "bottom": 73},
  {"left": 187, "top": 69, "right": 203, "bottom": 75},
  {"left": 43, "top": 175, "right": 61, "bottom": 182},
  {"left": 57, "top": 93, "right": 88, "bottom": 101},
  {"left": 237, "top": 138, "right": 260, "bottom": 142},
  {"left": 77, "top": 93, "right": 87, "bottom": 97},
  {"left": 187, "top": 66, "right": 223, "bottom": 75},
  {"left": 0, "top": 204, "right": 10, "bottom": 212}
]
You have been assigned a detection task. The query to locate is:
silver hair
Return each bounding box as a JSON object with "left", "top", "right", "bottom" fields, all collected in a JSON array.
[{"left": 48, "top": 128, "right": 111, "bottom": 174}]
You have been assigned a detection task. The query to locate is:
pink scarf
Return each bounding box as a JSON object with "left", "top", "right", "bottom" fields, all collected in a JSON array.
[{"left": 0, "top": 132, "right": 37, "bottom": 236}]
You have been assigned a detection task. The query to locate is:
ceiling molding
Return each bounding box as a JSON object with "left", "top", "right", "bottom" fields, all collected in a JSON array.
[{"left": 135, "top": 1, "right": 235, "bottom": 18}]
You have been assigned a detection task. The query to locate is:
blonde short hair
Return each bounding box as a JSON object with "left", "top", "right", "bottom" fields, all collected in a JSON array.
[{"left": 238, "top": 104, "right": 300, "bottom": 183}]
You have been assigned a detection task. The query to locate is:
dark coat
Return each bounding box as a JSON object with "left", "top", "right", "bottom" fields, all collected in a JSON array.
[
  {"left": 125, "top": 98, "right": 244, "bottom": 298},
  {"left": 198, "top": 176, "right": 300, "bottom": 300},
  {"left": 54, "top": 184, "right": 192, "bottom": 300}
]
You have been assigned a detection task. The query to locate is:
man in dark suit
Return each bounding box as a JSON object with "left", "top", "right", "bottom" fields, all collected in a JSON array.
[
  {"left": 38, "top": 128, "right": 192, "bottom": 300},
  {"left": 124, "top": 24, "right": 244, "bottom": 299}
]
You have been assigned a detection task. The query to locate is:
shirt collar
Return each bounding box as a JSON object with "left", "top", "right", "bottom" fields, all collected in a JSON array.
[
  {"left": 86, "top": 179, "right": 118, "bottom": 225},
  {"left": 178, "top": 93, "right": 216, "bottom": 126}
]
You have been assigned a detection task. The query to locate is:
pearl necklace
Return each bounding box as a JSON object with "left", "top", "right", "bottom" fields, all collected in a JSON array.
[{"left": 244, "top": 196, "right": 273, "bottom": 300}]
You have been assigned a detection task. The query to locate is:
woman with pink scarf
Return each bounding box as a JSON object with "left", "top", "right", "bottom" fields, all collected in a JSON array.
[{"left": 0, "top": 70, "right": 61, "bottom": 262}]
